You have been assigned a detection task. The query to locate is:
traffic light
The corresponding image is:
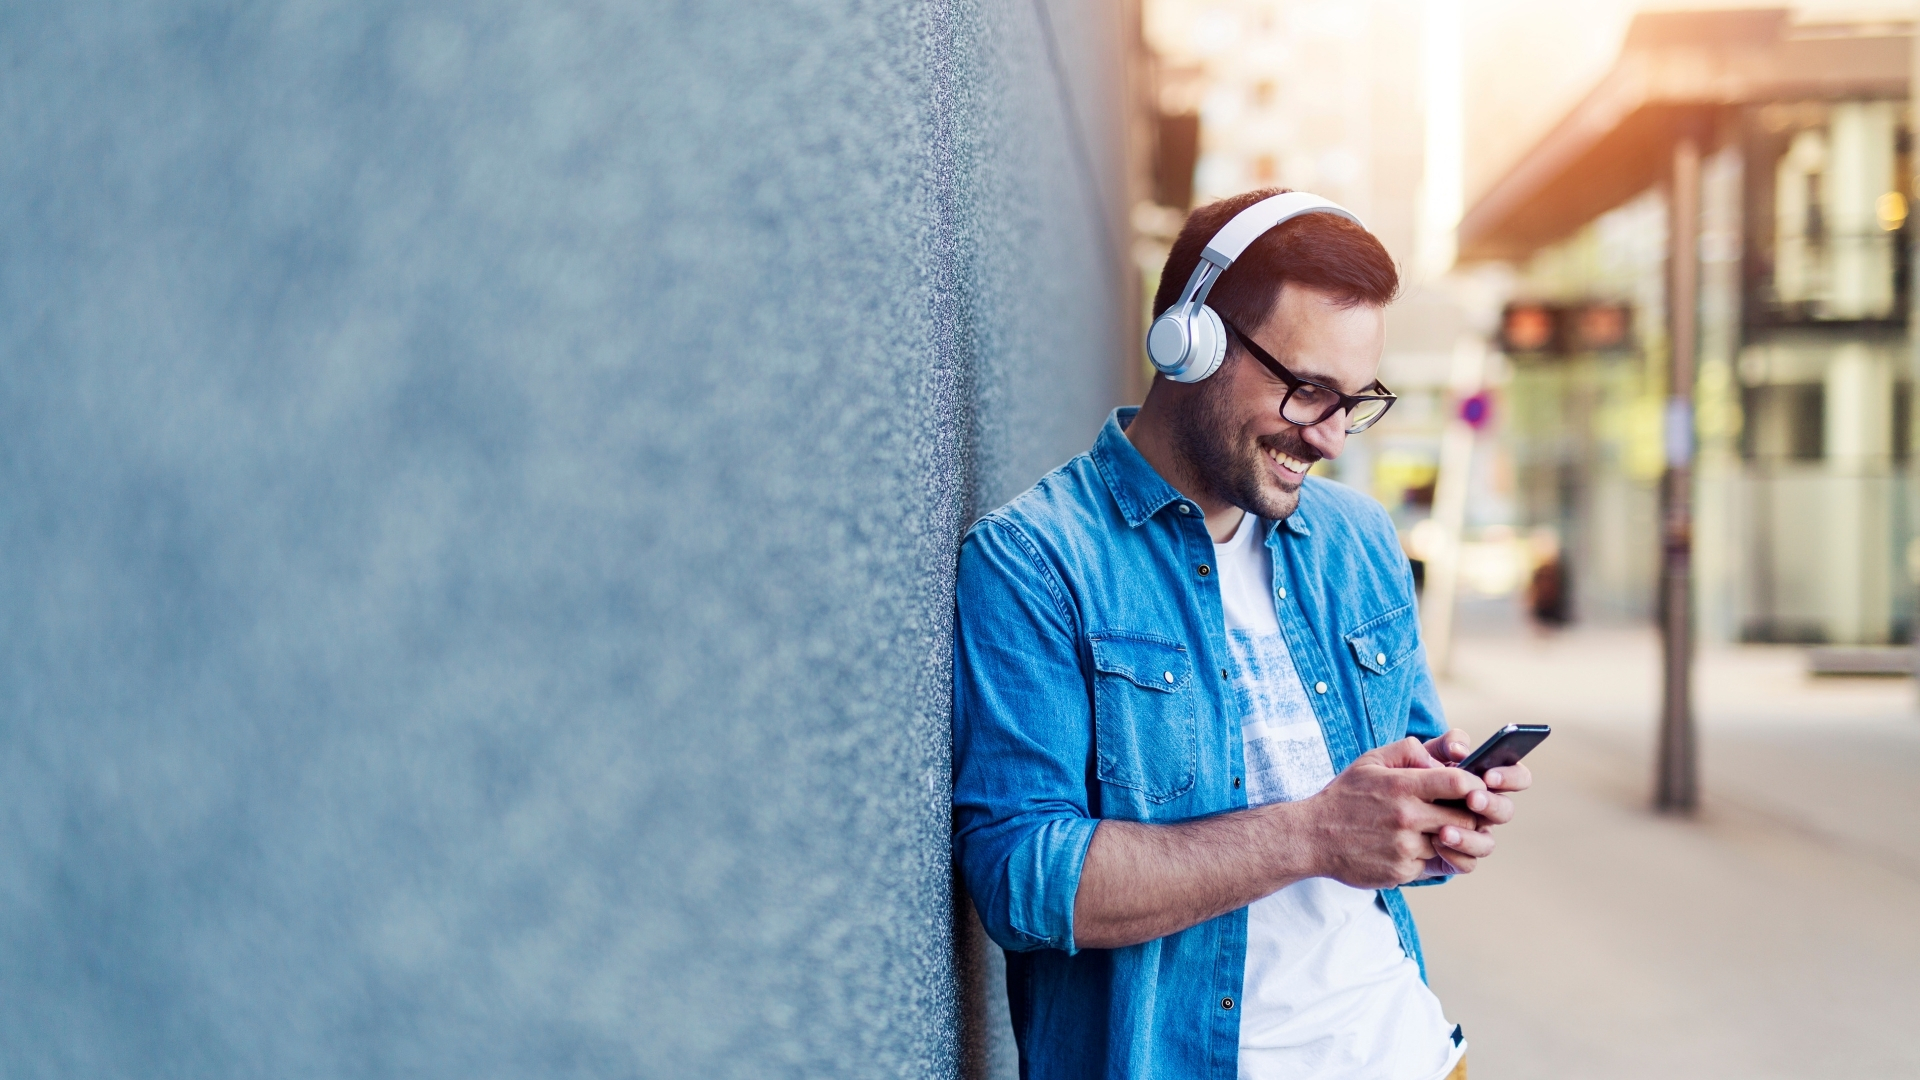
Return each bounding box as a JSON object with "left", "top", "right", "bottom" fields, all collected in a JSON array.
[{"left": 1498, "top": 302, "right": 1632, "bottom": 355}]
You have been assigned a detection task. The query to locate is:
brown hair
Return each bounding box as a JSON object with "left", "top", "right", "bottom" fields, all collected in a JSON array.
[{"left": 1152, "top": 188, "right": 1400, "bottom": 332}]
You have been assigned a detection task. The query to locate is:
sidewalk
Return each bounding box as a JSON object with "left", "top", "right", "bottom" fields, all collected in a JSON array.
[{"left": 1407, "top": 622, "right": 1920, "bottom": 1079}]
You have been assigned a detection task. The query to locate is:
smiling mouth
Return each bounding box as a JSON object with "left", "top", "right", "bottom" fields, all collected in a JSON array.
[{"left": 1266, "top": 445, "right": 1314, "bottom": 478}]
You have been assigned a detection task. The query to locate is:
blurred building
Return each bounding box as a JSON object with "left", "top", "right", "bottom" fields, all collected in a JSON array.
[
  {"left": 1460, "top": 8, "right": 1918, "bottom": 644},
  {"left": 1143, "top": 0, "right": 1424, "bottom": 252}
]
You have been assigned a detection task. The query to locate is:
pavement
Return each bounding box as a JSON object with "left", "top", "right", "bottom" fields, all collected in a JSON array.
[{"left": 1406, "top": 617, "right": 1920, "bottom": 1080}]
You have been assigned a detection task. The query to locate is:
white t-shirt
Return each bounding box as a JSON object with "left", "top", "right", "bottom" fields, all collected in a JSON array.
[{"left": 1212, "top": 513, "right": 1464, "bottom": 1080}]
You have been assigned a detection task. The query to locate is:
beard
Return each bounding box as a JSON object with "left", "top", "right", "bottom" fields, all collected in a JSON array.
[{"left": 1170, "top": 376, "right": 1318, "bottom": 522}]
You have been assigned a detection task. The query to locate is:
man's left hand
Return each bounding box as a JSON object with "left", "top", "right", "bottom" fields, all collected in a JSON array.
[{"left": 1422, "top": 728, "right": 1531, "bottom": 866}]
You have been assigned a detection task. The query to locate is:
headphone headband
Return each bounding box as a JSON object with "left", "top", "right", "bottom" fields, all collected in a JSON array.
[
  {"left": 1201, "top": 191, "right": 1361, "bottom": 269},
  {"left": 1146, "top": 191, "right": 1364, "bottom": 384}
]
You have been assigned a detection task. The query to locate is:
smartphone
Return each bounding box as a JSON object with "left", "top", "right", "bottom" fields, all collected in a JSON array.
[{"left": 1437, "top": 724, "right": 1548, "bottom": 808}]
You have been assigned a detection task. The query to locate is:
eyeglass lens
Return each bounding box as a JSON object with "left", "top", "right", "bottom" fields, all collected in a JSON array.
[
  {"left": 1281, "top": 384, "right": 1391, "bottom": 434},
  {"left": 1344, "top": 397, "right": 1390, "bottom": 432}
]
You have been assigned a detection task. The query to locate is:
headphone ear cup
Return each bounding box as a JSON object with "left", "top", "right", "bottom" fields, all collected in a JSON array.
[
  {"left": 1146, "top": 310, "right": 1191, "bottom": 377},
  {"left": 1168, "top": 306, "right": 1227, "bottom": 383}
]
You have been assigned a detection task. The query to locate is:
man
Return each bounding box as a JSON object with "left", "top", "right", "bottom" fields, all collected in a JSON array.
[{"left": 951, "top": 189, "right": 1532, "bottom": 1080}]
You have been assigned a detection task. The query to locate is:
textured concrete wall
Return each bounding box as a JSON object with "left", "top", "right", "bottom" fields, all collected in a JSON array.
[{"left": 0, "top": 2, "right": 1125, "bottom": 1077}]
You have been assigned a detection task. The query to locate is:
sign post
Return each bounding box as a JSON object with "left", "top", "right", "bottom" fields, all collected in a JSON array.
[
  {"left": 1657, "top": 136, "right": 1701, "bottom": 813},
  {"left": 1420, "top": 337, "right": 1488, "bottom": 677},
  {"left": 1909, "top": 8, "right": 1920, "bottom": 706}
]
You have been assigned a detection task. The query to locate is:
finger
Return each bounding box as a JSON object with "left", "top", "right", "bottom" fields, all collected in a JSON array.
[
  {"left": 1403, "top": 797, "right": 1481, "bottom": 835},
  {"left": 1373, "top": 736, "right": 1440, "bottom": 770},
  {"left": 1424, "top": 729, "right": 1472, "bottom": 764},
  {"left": 1406, "top": 765, "right": 1486, "bottom": 805},
  {"left": 1436, "top": 825, "right": 1495, "bottom": 859},
  {"left": 1483, "top": 762, "right": 1533, "bottom": 793},
  {"left": 1465, "top": 790, "right": 1514, "bottom": 825},
  {"left": 1461, "top": 784, "right": 1514, "bottom": 815}
]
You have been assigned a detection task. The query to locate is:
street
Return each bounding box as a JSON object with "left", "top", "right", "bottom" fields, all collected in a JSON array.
[{"left": 1409, "top": 619, "right": 1920, "bottom": 1079}]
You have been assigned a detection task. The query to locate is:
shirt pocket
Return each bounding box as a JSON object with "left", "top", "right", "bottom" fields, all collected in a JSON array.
[
  {"left": 1088, "top": 631, "right": 1197, "bottom": 804},
  {"left": 1344, "top": 604, "right": 1420, "bottom": 746}
]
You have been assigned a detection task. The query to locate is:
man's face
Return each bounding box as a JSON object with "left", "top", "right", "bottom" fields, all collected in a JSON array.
[{"left": 1171, "top": 282, "right": 1385, "bottom": 521}]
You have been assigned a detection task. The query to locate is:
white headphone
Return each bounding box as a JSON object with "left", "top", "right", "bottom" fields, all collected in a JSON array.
[{"left": 1146, "top": 191, "right": 1362, "bottom": 383}]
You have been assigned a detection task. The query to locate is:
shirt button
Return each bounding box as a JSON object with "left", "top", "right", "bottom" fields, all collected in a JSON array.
[
  {"left": 1221, "top": 997, "right": 1235, "bottom": 1010},
  {"left": 1315, "top": 681, "right": 1328, "bottom": 694},
  {"left": 1197, "top": 564, "right": 1211, "bottom": 576},
  {"left": 1233, "top": 777, "right": 1242, "bottom": 789},
  {"left": 1377, "top": 652, "right": 1388, "bottom": 665},
  {"left": 1163, "top": 671, "right": 1175, "bottom": 684},
  {"left": 1220, "top": 668, "right": 1229, "bottom": 680},
  {"left": 1177, "top": 504, "right": 1190, "bottom": 514},
  {"left": 1277, "top": 587, "right": 1287, "bottom": 599}
]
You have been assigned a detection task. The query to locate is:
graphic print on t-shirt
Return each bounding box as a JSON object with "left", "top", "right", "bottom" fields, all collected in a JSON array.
[
  {"left": 1210, "top": 510, "right": 1338, "bottom": 806},
  {"left": 1227, "top": 629, "right": 1335, "bottom": 807}
]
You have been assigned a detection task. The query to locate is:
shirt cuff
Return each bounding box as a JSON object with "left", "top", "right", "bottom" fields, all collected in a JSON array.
[{"left": 1006, "top": 816, "right": 1100, "bottom": 953}]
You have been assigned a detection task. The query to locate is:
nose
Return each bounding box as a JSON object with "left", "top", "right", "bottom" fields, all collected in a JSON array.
[{"left": 1302, "top": 411, "right": 1347, "bottom": 461}]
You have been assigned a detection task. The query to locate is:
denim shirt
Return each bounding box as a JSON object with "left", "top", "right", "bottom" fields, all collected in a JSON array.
[{"left": 952, "top": 408, "right": 1448, "bottom": 1080}]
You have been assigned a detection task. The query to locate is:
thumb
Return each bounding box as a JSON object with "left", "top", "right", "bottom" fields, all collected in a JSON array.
[{"left": 1371, "top": 736, "right": 1441, "bottom": 770}]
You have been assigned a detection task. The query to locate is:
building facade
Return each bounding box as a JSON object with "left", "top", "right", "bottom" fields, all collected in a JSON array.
[{"left": 1462, "top": 9, "right": 1919, "bottom": 645}]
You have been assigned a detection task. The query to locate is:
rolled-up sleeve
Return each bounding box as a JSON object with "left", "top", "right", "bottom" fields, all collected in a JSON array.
[{"left": 952, "top": 518, "right": 1099, "bottom": 955}]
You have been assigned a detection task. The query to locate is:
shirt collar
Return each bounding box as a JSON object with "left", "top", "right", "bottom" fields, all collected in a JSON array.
[
  {"left": 1090, "top": 408, "right": 1187, "bottom": 528},
  {"left": 1283, "top": 501, "right": 1312, "bottom": 536},
  {"left": 1092, "top": 407, "right": 1315, "bottom": 535},
  {"left": 1260, "top": 508, "right": 1312, "bottom": 540}
]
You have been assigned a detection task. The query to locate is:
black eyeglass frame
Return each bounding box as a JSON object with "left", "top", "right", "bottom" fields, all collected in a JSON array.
[{"left": 1221, "top": 317, "right": 1398, "bottom": 434}]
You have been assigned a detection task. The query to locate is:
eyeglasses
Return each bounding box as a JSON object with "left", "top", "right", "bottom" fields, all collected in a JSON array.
[{"left": 1221, "top": 317, "right": 1397, "bottom": 434}]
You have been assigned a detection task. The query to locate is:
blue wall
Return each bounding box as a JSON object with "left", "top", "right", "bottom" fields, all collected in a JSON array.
[{"left": 0, "top": 2, "right": 1126, "bottom": 1077}]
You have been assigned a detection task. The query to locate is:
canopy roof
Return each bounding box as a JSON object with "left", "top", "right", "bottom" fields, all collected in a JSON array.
[{"left": 1458, "top": 9, "right": 1911, "bottom": 263}]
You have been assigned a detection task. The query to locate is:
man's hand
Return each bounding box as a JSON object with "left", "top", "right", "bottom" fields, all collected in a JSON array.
[
  {"left": 1423, "top": 727, "right": 1532, "bottom": 868},
  {"left": 1297, "top": 738, "right": 1493, "bottom": 888}
]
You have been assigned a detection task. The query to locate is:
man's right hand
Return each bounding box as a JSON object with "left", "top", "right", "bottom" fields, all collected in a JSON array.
[{"left": 1296, "top": 737, "right": 1494, "bottom": 888}]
